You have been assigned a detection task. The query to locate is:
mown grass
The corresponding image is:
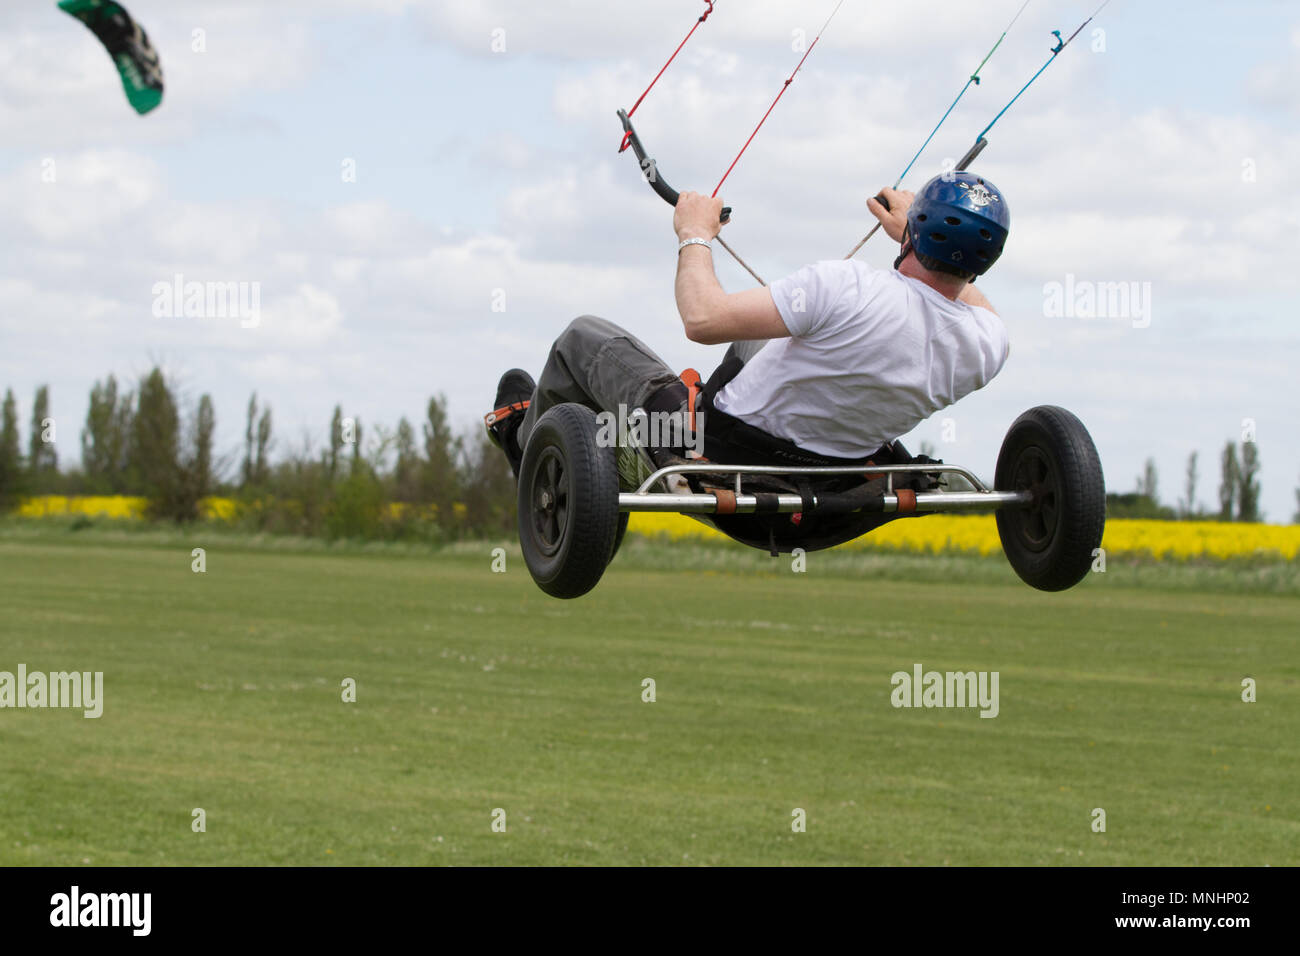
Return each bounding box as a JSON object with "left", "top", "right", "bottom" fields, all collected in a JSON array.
[
  {"left": 2, "top": 514, "right": 1297, "bottom": 595},
  {"left": 0, "top": 525, "right": 1296, "bottom": 866}
]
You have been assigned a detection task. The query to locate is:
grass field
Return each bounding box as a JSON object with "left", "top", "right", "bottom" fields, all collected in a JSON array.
[{"left": 1, "top": 528, "right": 1297, "bottom": 866}]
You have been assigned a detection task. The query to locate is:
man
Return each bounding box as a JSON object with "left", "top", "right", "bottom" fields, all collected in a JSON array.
[{"left": 485, "top": 172, "right": 1011, "bottom": 477}]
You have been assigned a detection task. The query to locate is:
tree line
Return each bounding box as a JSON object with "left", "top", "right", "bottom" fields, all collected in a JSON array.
[
  {"left": 1115, "top": 443, "right": 1272, "bottom": 522},
  {"left": 0, "top": 368, "right": 514, "bottom": 540},
  {"left": 0, "top": 371, "right": 1295, "bottom": 531}
]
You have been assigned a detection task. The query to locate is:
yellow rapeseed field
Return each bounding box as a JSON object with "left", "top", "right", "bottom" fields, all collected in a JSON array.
[
  {"left": 16, "top": 496, "right": 446, "bottom": 524},
  {"left": 18, "top": 495, "right": 149, "bottom": 520},
  {"left": 18, "top": 495, "right": 238, "bottom": 522},
  {"left": 12, "top": 496, "right": 1299, "bottom": 561},
  {"left": 629, "top": 512, "right": 1300, "bottom": 562}
]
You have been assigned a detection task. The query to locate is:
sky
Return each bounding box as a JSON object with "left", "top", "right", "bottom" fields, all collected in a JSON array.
[{"left": 1, "top": 0, "right": 1297, "bottom": 520}]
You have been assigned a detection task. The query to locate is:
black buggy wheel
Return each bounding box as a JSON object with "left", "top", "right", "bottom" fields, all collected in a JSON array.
[
  {"left": 995, "top": 406, "right": 1106, "bottom": 592},
  {"left": 517, "top": 403, "right": 620, "bottom": 599}
]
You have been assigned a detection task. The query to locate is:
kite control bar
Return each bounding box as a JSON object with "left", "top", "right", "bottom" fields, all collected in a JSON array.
[
  {"left": 618, "top": 109, "right": 732, "bottom": 224},
  {"left": 855, "top": 136, "right": 989, "bottom": 242}
]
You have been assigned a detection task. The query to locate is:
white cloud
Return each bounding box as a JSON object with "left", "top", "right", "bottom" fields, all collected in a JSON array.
[
  {"left": 255, "top": 285, "right": 344, "bottom": 346},
  {"left": 3, "top": 151, "right": 158, "bottom": 243}
]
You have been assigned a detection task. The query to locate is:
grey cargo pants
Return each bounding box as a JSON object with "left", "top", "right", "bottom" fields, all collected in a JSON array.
[
  {"left": 519, "top": 316, "right": 687, "bottom": 445},
  {"left": 518, "top": 315, "right": 771, "bottom": 444}
]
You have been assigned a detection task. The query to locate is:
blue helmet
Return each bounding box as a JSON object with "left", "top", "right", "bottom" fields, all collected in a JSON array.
[{"left": 905, "top": 172, "right": 1010, "bottom": 278}]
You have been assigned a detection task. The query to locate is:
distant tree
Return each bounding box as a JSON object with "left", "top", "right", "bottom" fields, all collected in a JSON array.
[
  {"left": 82, "top": 378, "right": 115, "bottom": 485},
  {"left": 1294, "top": 473, "right": 1300, "bottom": 524},
  {"left": 166, "top": 392, "right": 218, "bottom": 521},
  {"left": 28, "top": 385, "right": 57, "bottom": 481},
  {"left": 81, "top": 375, "right": 132, "bottom": 493},
  {"left": 350, "top": 416, "right": 363, "bottom": 474},
  {"left": 0, "top": 388, "right": 23, "bottom": 507},
  {"left": 458, "top": 431, "right": 515, "bottom": 537},
  {"left": 254, "top": 405, "right": 272, "bottom": 486},
  {"left": 393, "top": 417, "right": 420, "bottom": 502},
  {"left": 1218, "top": 442, "right": 1239, "bottom": 521},
  {"left": 241, "top": 393, "right": 258, "bottom": 488},
  {"left": 193, "top": 394, "right": 216, "bottom": 498},
  {"left": 268, "top": 450, "right": 330, "bottom": 538},
  {"left": 112, "top": 387, "right": 134, "bottom": 489},
  {"left": 1238, "top": 441, "right": 1261, "bottom": 523},
  {"left": 237, "top": 393, "right": 274, "bottom": 488},
  {"left": 1180, "top": 451, "right": 1198, "bottom": 519},
  {"left": 422, "top": 395, "right": 463, "bottom": 528},
  {"left": 326, "top": 464, "right": 385, "bottom": 540},
  {"left": 129, "top": 368, "right": 184, "bottom": 518},
  {"left": 327, "top": 405, "right": 344, "bottom": 482},
  {"left": 1135, "top": 457, "right": 1159, "bottom": 503}
]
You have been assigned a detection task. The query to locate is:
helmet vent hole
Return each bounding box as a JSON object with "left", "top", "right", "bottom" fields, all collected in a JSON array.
[
  {"left": 944, "top": 216, "right": 961, "bottom": 226},
  {"left": 930, "top": 232, "right": 948, "bottom": 242},
  {"left": 917, "top": 214, "right": 928, "bottom": 223},
  {"left": 980, "top": 228, "right": 992, "bottom": 240}
]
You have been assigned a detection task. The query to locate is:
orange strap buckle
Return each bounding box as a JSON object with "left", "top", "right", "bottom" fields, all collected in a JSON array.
[
  {"left": 680, "top": 368, "right": 702, "bottom": 436},
  {"left": 484, "top": 399, "right": 530, "bottom": 428}
]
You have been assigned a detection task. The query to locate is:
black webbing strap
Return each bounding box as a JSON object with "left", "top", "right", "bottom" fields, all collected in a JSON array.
[{"left": 795, "top": 477, "right": 815, "bottom": 515}]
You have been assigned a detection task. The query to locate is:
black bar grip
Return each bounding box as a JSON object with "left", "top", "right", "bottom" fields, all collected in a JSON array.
[
  {"left": 619, "top": 109, "right": 731, "bottom": 224},
  {"left": 956, "top": 136, "right": 988, "bottom": 172}
]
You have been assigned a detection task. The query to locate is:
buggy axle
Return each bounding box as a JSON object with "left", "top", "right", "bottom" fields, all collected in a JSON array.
[{"left": 617, "top": 489, "right": 1031, "bottom": 515}]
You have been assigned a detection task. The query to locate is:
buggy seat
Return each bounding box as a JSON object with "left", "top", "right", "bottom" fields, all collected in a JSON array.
[{"left": 666, "top": 358, "right": 942, "bottom": 555}]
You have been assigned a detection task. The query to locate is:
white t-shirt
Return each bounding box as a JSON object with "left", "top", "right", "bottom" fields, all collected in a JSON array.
[{"left": 713, "top": 260, "right": 1009, "bottom": 457}]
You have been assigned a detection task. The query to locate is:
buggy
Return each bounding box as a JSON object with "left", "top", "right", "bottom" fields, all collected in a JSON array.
[{"left": 505, "top": 374, "right": 1105, "bottom": 598}]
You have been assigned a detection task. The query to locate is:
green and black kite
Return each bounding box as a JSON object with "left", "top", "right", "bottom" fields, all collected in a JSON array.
[{"left": 59, "top": 0, "right": 163, "bottom": 115}]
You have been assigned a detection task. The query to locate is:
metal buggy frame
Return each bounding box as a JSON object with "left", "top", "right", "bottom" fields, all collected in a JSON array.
[{"left": 514, "top": 403, "right": 1106, "bottom": 599}]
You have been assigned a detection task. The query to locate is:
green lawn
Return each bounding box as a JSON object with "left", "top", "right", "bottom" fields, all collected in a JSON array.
[{"left": 0, "top": 531, "right": 1296, "bottom": 865}]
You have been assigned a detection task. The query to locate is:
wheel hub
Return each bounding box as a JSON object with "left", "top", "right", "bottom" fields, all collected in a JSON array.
[
  {"left": 530, "top": 446, "right": 568, "bottom": 557},
  {"left": 1012, "top": 446, "right": 1060, "bottom": 552}
]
